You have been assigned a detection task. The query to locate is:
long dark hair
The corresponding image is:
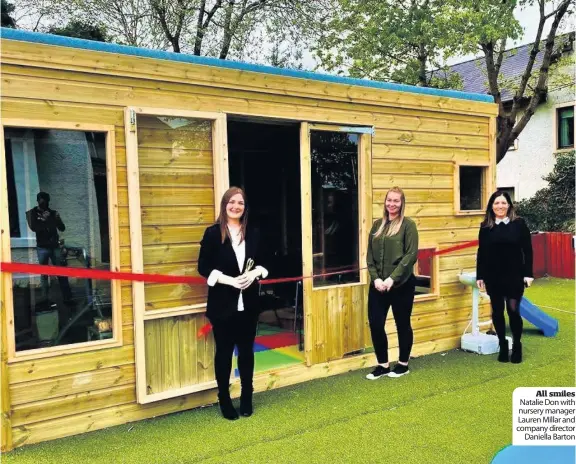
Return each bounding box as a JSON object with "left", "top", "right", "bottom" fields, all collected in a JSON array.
[
  {"left": 481, "top": 190, "right": 518, "bottom": 228},
  {"left": 217, "top": 186, "right": 248, "bottom": 243}
]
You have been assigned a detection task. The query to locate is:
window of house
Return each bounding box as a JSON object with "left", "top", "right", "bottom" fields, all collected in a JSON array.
[
  {"left": 499, "top": 187, "right": 515, "bottom": 202},
  {"left": 4, "top": 127, "right": 115, "bottom": 353},
  {"left": 414, "top": 247, "right": 439, "bottom": 297},
  {"left": 455, "top": 164, "right": 488, "bottom": 213},
  {"left": 557, "top": 106, "right": 574, "bottom": 149},
  {"left": 310, "top": 130, "right": 360, "bottom": 287}
]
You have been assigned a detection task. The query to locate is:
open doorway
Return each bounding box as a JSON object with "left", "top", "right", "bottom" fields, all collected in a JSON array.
[{"left": 228, "top": 117, "right": 304, "bottom": 373}]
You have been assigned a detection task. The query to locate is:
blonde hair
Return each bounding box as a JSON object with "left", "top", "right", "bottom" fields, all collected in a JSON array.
[{"left": 374, "top": 187, "right": 406, "bottom": 238}]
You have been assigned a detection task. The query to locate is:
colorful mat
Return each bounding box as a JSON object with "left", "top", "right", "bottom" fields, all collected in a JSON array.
[{"left": 234, "top": 324, "right": 304, "bottom": 375}]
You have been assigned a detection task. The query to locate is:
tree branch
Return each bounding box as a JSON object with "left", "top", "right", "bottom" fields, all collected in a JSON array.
[{"left": 508, "top": 0, "right": 571, "bottom": 150}]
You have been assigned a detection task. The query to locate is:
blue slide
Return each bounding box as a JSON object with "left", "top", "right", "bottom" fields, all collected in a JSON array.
[{"left": 519, "top": 297, "right": 559, "bottom": 337}]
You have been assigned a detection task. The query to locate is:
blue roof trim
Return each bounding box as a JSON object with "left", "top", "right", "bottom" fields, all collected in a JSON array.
[{"left": 1, "top": 28, "right": 495, "bottom": 104}]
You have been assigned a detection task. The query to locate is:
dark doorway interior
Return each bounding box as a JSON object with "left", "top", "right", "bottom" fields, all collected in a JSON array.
[
  {"left": 228, "top": 118, "right": 302, "bottom": 279},
  {"left": 228, "top": 117, "right": 304, "bottom": 358}
]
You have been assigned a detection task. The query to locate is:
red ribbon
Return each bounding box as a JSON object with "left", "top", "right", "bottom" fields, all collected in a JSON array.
[{"left": 0, "top": 240, "right": 480, "bottom": 339}]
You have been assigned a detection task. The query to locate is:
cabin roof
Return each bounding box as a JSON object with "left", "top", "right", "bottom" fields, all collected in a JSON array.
[{"left": 1, "top": 27, "right": 494, "bottom": 104}]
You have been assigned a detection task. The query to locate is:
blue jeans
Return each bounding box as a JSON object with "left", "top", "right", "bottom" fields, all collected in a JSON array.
[{"left": 37, "top": 247, "right": 72, "bottom": 301}]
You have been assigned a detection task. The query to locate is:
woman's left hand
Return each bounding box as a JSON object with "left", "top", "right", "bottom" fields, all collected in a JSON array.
[
  {"left": 238, "top": 269, "right": 262, "bottom": 290},
  {"left": 381, "top": 277, "right": 394, "bottom": 292},
  {"left": 524, "top": 277, "right": 534, "bottom": 288}
]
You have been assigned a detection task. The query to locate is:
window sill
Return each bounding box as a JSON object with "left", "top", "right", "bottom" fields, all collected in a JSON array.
[
  {"left": 555, "top": 147, "right": 574, "bottom": 154},
  {"left": 312, "top": 281, "right": 364, "bottom": 291},
  {"left": 414, "top": 293, "right": 440, "bottom": 303},
  {"left": 10, "top": 237, "right": 37, "bottom": 248},
  {"left": 8, "top": 337, "right": 123, "bottom": 363},
  {"left": 455, "top": 210, "right": 484, "bottom": 216}
]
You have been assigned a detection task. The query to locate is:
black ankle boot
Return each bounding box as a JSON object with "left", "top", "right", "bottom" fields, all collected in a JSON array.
[
  {"left": 218, "top": 395, "right": 239, "bottom": 421},
  {"left": 498, "top": 340, "right": 509, "bottom": 363},
  {"left": 240, "top": 389, "right": 253, "bottom": 417},
  {"left": 511, "top": 341, "right": 522, "bottom": 364}
]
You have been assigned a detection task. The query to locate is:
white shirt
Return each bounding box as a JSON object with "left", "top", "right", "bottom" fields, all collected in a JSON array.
[
  {"left": 206, "top": 231, "right": 268, "bottom": 311},
  {"left": 495, "top": 217, "right": 510, "bottom": 225}
]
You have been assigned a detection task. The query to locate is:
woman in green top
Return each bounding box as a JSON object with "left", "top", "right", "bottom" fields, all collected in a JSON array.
[{"left": 365, "top": 187, "right": 419, "bottom": 379}]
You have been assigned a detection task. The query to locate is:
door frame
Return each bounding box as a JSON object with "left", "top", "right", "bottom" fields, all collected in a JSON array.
[
  {"left": 124, "top": 107, "right": 228, "bottom": 404},
  {"left": 300, "top": 122, "right": 373, "bottom": 366}
]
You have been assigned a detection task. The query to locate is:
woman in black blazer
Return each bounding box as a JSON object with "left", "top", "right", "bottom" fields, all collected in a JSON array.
[
  {"left": 476, "top": 190, "right": 533, "bottom": 364},
  {"left": 198, "top": 187, "right": 268, "bottom": 420}
]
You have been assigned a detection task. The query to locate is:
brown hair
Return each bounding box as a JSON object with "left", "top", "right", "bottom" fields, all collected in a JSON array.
[
  {"left": 374, "top": 186, "right": 406, "bottom": 237},
  {"left": 481, "top": 190, "right": 518, "bottom": 228},
  {"left": 217, "top": 186, "right": 248, "bottom": 243}
]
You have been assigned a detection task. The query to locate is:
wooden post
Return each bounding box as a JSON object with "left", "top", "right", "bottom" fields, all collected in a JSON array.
[
  {"left": 0, "top": 124, "right": 14, "bottom": 452},
  {"left": 299, "top": 123, "right": 314, "bottom": 366}
]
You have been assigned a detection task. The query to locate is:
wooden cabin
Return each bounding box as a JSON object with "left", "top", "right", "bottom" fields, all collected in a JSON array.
[{"left": 0, "top": 28, "right": 497, "bottom": 451}]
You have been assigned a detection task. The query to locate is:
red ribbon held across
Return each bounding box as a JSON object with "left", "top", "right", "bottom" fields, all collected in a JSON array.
[{"left": 0, "top": 239, "right": 479, "bottom": 338}]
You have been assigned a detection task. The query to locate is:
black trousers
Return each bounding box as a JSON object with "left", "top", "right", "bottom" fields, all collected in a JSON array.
[
  {"left": 210, "top": 313, "right": 258, "bottom": 399},
  {"left": 368, "top": 276, "right": 416, "bottom": 364}
]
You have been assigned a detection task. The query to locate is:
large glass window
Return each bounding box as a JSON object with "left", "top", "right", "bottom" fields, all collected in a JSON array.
[
  {"left": 5, "top": 128, "right": 113, "bottom": 352},
  {"left": 310, "top": 130, "right": 360, "bottom": 287},
  {"left": 557, "top": 106, "right": 574, "bottom": 149}
]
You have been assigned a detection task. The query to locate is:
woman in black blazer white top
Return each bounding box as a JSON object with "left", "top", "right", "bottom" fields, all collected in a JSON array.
[{"left": 198, "top": 187, "right": 268, "bottom": 420}]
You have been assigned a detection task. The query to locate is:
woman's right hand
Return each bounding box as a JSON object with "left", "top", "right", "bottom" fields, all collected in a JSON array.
[
  {"left": 374, "top": 278, "right": 386, "bottom": 292},
  {"left": 476, "top": 280, "right": 485, "bottom": 292}
]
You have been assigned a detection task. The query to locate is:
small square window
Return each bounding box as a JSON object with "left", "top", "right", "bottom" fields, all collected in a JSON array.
[
  {"left": 498, "top": 187, "right": 515, "bottom": 202},
  {"left": 414, "top": 247, "right": 438, "bottom": 298},
  {"left": 457, "top": 165, "right": 487, "bottom": 212},
  {"left": 557, "top": 106, "right": 574, "bottom": 149}
]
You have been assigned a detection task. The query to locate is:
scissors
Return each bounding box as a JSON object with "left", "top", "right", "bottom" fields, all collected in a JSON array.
[{"left": 241, "top": 258, "right": 255, "bottom": 292}]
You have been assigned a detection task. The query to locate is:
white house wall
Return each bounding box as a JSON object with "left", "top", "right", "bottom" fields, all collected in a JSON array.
[{"left": 497, "top": 55, "right": 575, "bottom": 201}]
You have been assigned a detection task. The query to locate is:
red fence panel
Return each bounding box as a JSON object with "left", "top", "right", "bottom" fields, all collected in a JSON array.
[
  {"left": 532, "top": 232, "right": 575, "bottom": 279},
  {"left": 531, "top": 233, "right": 547, "bottom": 278},
  {"left": 548, "top": 232, "right": 575, "bottom": 279}
]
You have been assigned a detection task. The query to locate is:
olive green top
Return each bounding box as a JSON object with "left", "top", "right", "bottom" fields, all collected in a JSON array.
[{"left": 366, "top": 217, "right": 419, "bottom": 287}]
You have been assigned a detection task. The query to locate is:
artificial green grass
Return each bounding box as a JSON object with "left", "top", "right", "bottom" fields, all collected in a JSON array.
[{"left": 4, "top": 278, "right": 574, "bottom": 464}]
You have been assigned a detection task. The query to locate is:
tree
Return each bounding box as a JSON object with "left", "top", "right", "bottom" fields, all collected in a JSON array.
[
  {"left": 1, "top": 0, "right": 16, "bottom": 28},
  {"left": 313, "top": 0, "right": 466, "bottom": 87},
  {"left": 447, "top": 0, "right": 575, "bottom": 163},
  {"left": 314, "top": 0, "right": 575, "bottom": 165},
  {"left": 48, "top": 20, "right": 108, "bottom": 41},
  {"left": 516, "top": 150, "right": 575, "bottom": 232},
  {"left": 37, "top": 0, "right": 329, "bottom": 63}
]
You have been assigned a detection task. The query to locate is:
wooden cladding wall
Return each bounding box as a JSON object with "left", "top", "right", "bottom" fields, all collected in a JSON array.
[{"left": 1, "top": 38, "right": 495, "bottom": 449}]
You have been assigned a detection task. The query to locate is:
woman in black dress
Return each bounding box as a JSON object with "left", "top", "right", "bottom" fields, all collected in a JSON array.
[
  {"left": 476, "top": 191, "right": 533, "bottom": 363},
  {"left": 198, "top": 187, "right": 268, "bottom": 420}
]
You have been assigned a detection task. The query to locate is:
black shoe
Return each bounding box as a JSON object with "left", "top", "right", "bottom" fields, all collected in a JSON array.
[
  {"left": 511, "top": 341, "right": 522, "bottom": 364},
  {"left": 240, "top": 391, "right": 253, "bottom": 417},
  {"left": 366, "top": 365, "right": 390, "bottom": 380},
  {"left": 389, "top": 363, "right": 410, "bottom": 378},
  {"left": 218, "top": 397, "right": 239, "bottom": 421},
  {"left": 498, "top": 340, "right": 509, "bottom": 363}
]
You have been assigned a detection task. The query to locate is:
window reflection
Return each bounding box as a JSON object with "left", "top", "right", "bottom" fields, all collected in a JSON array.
[
  {"left": 310, "top": 131, "right": 360, "bottom": 287},
  {"left": 5, "top": 128, "right": 113, "bottom": 351}
]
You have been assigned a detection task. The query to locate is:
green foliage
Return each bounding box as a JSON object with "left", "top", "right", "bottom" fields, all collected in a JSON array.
[
  {"left": 314, "top": 0, "right": 458, "bottom": 86},
  {"left": 516, "top": 150, "right": 575, "bottom": 232},
  {"left": 1, "top": 0, "right": 16, "bottom": 28},
  {"left": 313, "top": 0, "right": 520, "bottom": 87},
  {"left": 48, "top": 20, "right": 108, "bottom": 42}
]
